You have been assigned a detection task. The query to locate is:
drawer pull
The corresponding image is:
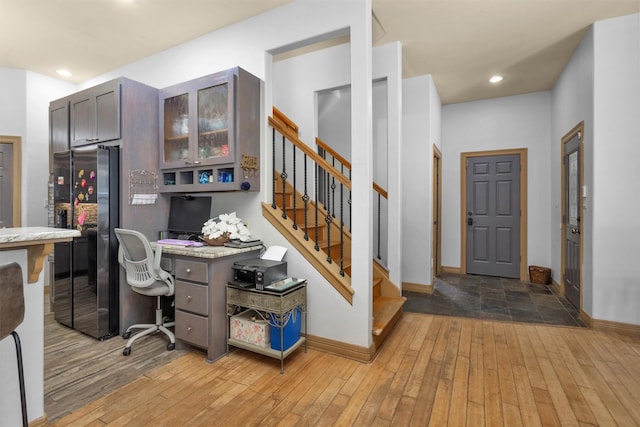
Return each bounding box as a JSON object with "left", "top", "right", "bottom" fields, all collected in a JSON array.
[
  {"left": 185, "top": 268, "right": 192, "bottom": 274},
  {"left": 187, "top": 327, "right": 192, "bottom": 333},
  {"left": 187, "top": 295, "right": 192, "bottom": 301}
]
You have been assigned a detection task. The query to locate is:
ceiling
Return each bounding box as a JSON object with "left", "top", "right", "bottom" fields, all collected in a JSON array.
[{"left": 1, "top": 0, "right": 637, "bottom": 105}]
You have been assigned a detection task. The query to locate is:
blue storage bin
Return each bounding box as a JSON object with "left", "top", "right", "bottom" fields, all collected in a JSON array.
[{"left": 270, "top": 307, "right": 301, "bottom": 351}]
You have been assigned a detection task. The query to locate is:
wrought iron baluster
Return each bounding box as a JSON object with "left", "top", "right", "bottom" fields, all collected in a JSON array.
[
  {"left": 325, "top": 174, "right": 333, "bottom": 264},
  {"left": 302, "top": 154, "right": 309, "bottom": 241},
  {"left": 377, "top": 191, "right": 382, "bottom": 260},
  {"left": 292, "top": 145, "right": 297, "bottom": 230},
  {"left": 331, "top": 158, "right": 336, "bottom": 218},
  {"left": 271, "top": 128, "right": 277, "bottom": 209},
  {"left": 314, "top": 165, "right": 320, "bottom": 251},
  {"left": 348, "top": 169, "right": 352, "bottom": 233},
  {"left": 281, "top": 135, "right": 287, "bottom": 219},
  {"left": 339, "top": 182, "right": 345, "bottom": 276}
]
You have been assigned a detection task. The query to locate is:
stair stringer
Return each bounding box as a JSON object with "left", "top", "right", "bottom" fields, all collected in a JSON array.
[{"left": 261, "top": 202, "right": 354, "bottom": 304}]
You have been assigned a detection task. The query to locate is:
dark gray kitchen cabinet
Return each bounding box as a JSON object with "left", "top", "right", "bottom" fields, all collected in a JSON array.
[
  {"left": 49, "top": 98, "right": 69, "bottom": 170},
  {"left": 158, "top": 67, "right": 261, "bottom": 193},
  {"left": 70, "top": 80, "right": 121, "bottom": 147},
  {"left": 49, "top": 77, "right": 167, "bottom": 238}
]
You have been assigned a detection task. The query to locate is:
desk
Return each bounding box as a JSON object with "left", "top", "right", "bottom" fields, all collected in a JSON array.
[
  {"left": 226, "top": 281, "right": 307, "bottom": 373},
  {"left": 155, "top": 243, "right": 261, "bottom": 362}
]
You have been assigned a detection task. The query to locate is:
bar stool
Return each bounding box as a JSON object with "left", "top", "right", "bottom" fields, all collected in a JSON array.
[{"left": 0, "top": 262, "right": 28, "bottom": 427}]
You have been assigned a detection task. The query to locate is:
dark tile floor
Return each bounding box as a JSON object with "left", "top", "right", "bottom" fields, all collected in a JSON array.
[{"left": 403, "top": 272, "right": 586, "bottom": 327}]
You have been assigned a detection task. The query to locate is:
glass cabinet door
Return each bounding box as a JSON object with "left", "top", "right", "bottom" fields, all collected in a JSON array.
[
  {"left": 196, "top": 80, "right": 235, "bottom": 165},
  {"left": 163, "top": 93, "right": 190, "bottom": 165}
]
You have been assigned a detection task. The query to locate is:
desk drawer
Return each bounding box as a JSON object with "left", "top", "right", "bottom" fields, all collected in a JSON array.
[
  {"left": 175, "top": 259, "right": 208, "bottom": 283},
  {"left": 175, "top": 281, "right": 208, "bottom": 315},
  {"left": 175, "top": 310, "right": 208, "bottom": 348}
]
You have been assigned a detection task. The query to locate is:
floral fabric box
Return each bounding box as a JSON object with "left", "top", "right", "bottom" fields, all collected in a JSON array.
[{"left": 230, "top": 310, "right": 270, "bottom": 348}]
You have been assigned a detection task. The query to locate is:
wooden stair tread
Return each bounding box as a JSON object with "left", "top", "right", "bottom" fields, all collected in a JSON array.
[{"left": 372, "top": 296, "right": 407, "bottom": 336}]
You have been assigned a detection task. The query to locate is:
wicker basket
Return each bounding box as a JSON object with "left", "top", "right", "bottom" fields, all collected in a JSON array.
[
  {"left": 202, "top": 236, "right": 229, "bottom": 246},
  {"left": 529, "top": 266, "right": 551, "bottom": 285}
]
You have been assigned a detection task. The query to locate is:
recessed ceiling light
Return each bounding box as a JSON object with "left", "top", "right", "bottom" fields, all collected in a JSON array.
[
  {"left": 489, "top": 75, "right": 503, "bottom": 84},
  {"left": 56, "top": 69, "right": 73, "bottom": 77}
]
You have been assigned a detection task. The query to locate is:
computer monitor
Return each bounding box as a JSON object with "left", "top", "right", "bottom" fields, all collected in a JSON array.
[{"left": 167, "top": 196, "right": 212, "bottom": 237}]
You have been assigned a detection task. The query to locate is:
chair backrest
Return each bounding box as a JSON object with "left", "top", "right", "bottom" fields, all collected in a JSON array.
[
  {"left": 0, "top": 262, "right": 25, "bottom": 340},
  {"left": 114, "top": 228, "right": 165, "bottom": 289}
]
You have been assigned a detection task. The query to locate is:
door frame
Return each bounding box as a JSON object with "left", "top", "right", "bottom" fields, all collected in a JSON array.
[
  {"left": 460, "top": 148, "right": 528, "bottom": 280},
  {"left": 432, "top": 145, "right": 442, "bottom": 278},
  {"left": 560, "top": 122, "right": 584, "bottom": 309},
  {"left": 0, "top": 135, "right": 22, "bottom": 227}
]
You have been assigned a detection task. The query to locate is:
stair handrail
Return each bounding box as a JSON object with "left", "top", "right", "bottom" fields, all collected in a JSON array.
[
  {"left": 273, "top": 108, "right": 388, "bottom": 264},
  {"left": 269, "top": 115, "right": 351, "bottom": 190},
  {"left": 316, "top": 137, "right": 352, "bottom": 171},
  {"left": 316, "top": 136, "right": 388, "bottom": 199},
  {"left": 373, "top": 182, "right": 388, "bottom": 200},
  {"left": 273, "top": 106, "right": 299, "bottom": 136}
]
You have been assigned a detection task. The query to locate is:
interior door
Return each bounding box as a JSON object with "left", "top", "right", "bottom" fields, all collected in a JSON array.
[
  {"left": 563, "top": 132, "right": 582, "bottom": 309},
  {"left": 432, "top": 146, "right": 442, "bottom": 277},
  {"left": 466, "top": 154, "right": 520, "bottom": 278},
  {"left": 0, "top": 143, "right": 13, "bottom": 227}
]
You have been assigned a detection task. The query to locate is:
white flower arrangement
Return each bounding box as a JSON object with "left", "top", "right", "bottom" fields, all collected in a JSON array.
[{"left": 201, "top": 212, "right": 251, "bottom": 241}]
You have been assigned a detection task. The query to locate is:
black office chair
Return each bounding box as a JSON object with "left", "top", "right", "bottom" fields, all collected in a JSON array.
[
  {"left": 0, "top": 262, "right": 28, "bottom": 427},
  {"left": 114, "top": 228, "right": 176, "bottom": 356}
]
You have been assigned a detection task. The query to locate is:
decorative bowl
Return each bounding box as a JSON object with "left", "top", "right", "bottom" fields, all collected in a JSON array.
[{"left": 202, "top": 236, "right": 229, "bottom": 246}]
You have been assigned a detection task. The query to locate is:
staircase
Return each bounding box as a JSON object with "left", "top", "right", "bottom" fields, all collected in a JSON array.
[{"left": 265, "top": 107, "right": 406, "bottom": 354}]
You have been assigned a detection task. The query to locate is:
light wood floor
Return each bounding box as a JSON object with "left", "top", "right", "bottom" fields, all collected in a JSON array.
[
  {"left": 49, "top": 313, "right": 640, "bottom": 426},
  {"left": 44, "top": 301, "right": 187, "bottom": 422}
]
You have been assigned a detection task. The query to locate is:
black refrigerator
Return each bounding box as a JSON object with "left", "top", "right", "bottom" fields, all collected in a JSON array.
[{"left": 51, "top": 146, "right": 119, "bottom": 339}]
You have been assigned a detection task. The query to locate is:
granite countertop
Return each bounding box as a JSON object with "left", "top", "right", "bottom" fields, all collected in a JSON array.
[
  {"left": 0, "top": 227, "right": 81, "bottom": 283},
  {"left": 0, "top": 226, "right": 80, "bottom": 245},
  {"left": 152, "top": 242, "right": 263, "bottom": 259}
]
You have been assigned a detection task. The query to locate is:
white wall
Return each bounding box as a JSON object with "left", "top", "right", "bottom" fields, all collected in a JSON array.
[
  {"left": 81, "top": 0, "right": 374, "bottom": 347},
  {"left": 25, "top": 72, "right": 77, "bottom": 226},
  {"left": 0, "top": 69, "right": 27, "bottom": 135},
  {"left": 591, "top": 14, "right": 640, "bottom": 324},
  {"left": 551, "top": 13, "right": 639, "bottom": 326},
  {"left": 441, "top": 91, "right": 552, "bottom": 272},
  {"left": 1, "top": 69, "right": 27, "bottom": 226},
  {"left": 429, "top": 76, "right": 443, "bottom": 154},
  {"left": 0, "top": 68, "right": 76, "bottom": 227},
  {"left": 550, "top": 27, "right": 595, "bottom": 314},
  {"left": 402, "top": 75, "right": 443, "bottom": 286}
]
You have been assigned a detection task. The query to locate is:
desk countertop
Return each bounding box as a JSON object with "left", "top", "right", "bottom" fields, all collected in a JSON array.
[{"left": 152, "top": 242, "right": 262, "bottom": 259}]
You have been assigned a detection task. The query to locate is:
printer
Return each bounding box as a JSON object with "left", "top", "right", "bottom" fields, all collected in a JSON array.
[{"left": 232, "top": 259, "right": 287, "bottom": 289}]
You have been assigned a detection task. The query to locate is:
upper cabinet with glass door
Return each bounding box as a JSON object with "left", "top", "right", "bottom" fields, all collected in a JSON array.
[
  {"left": 159, "top": 67, "right": 261, "bottom": 193},
  {"left": 161, "top": 71, "right": 235, "bottom": 169}
]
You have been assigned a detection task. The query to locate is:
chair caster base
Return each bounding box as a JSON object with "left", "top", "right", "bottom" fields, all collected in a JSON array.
[
  {"left": 167, "top": 342, "right": 175, "bottom": 351},
  {"left": 123, "top": 347, "right": 131, "bottom": 356},
  {"left": 122, "top": 331, "right": 131, "bottom": 339}
]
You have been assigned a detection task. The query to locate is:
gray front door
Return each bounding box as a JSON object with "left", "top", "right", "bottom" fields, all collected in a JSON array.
[
  {"left": 466, "top": 154, "right": 520, "bottom": 278},
  {"left": 0, "top": 143, "right": 13, "bottom": 228},
  {"left": 563, "top": 134, "right": 581, "bottom": 309}
]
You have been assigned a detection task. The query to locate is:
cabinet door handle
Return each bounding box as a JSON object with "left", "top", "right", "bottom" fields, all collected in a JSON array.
[
  {"left": 186, "top": 295, "right": 192, "bottom": 301},
  {"left": 186, "top": 327, "right": 192, "bottom": 333},
  {"left": 193, "top": 160, "right": 201, "bottom": 165},
  {"left": 86, "top": 137, "right": 100, "bottom": 142}
]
